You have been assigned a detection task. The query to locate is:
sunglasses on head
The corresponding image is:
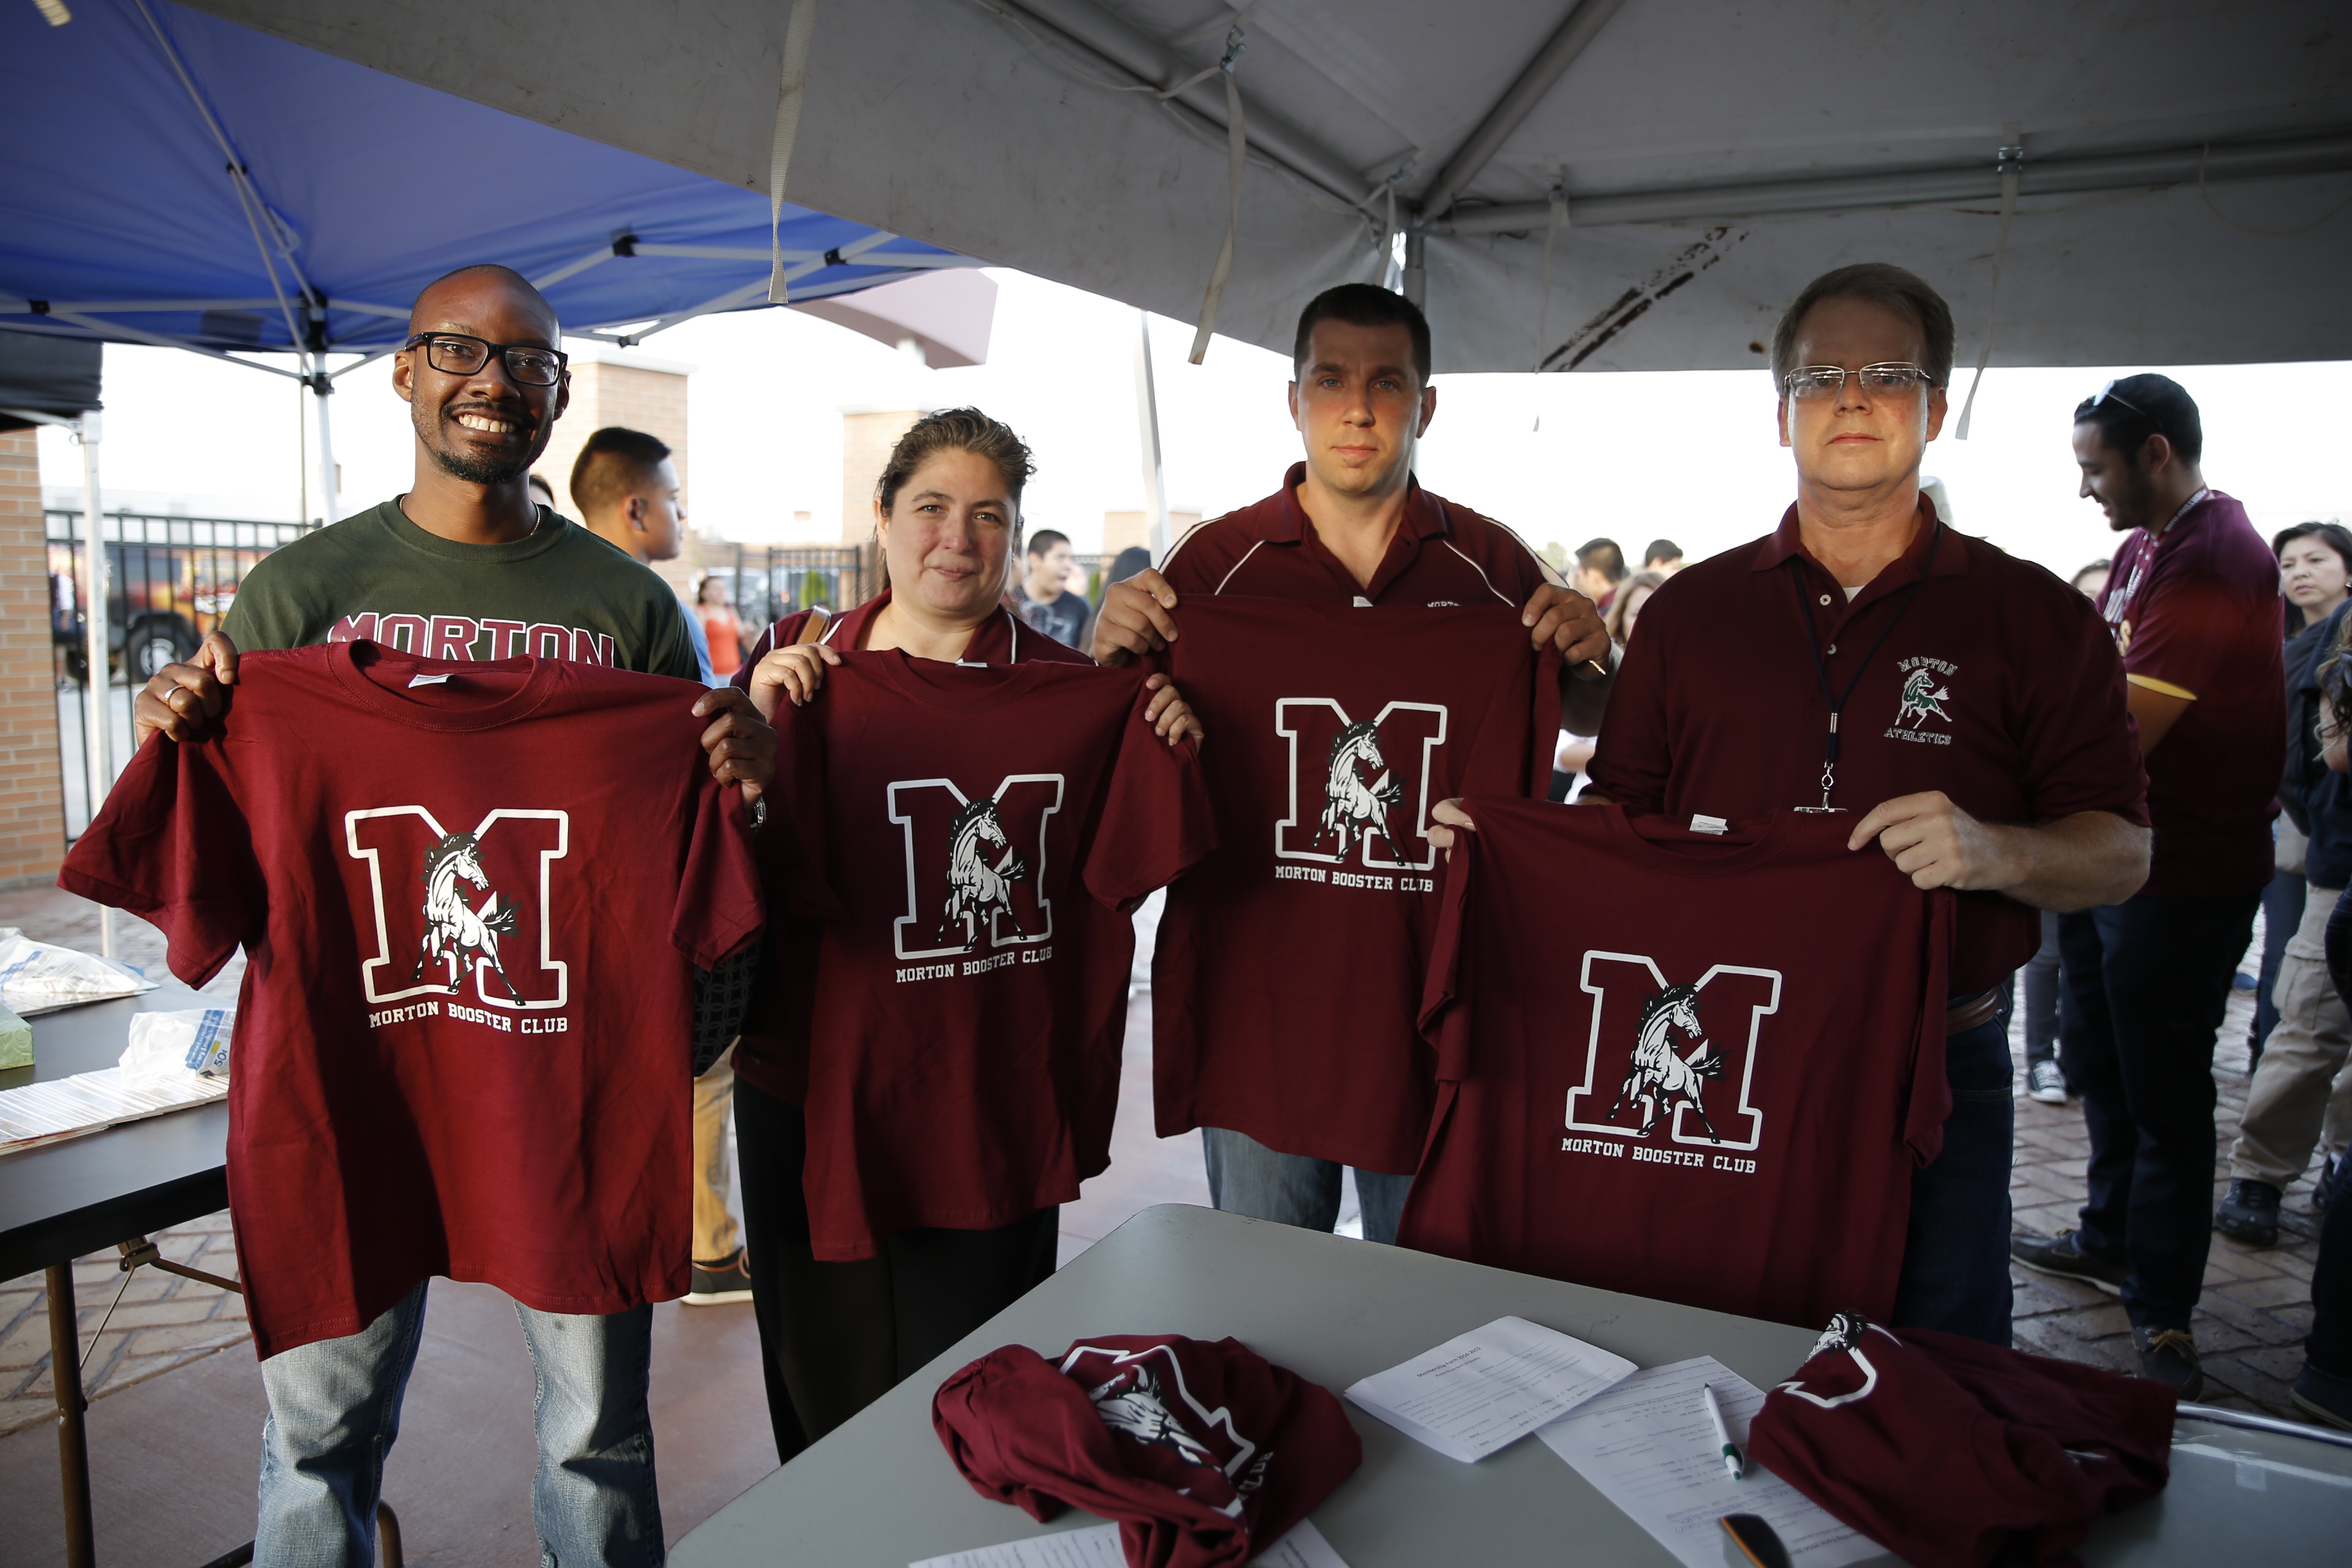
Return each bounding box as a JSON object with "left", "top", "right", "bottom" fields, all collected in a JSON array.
[{"left": 2087, "top": 380, "right": 2150, "bottom": 420}]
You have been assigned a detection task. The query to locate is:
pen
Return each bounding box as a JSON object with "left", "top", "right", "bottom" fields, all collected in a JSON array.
[{"left": 1702, "top": 1382, "right": 1744, "bottom": 1482}]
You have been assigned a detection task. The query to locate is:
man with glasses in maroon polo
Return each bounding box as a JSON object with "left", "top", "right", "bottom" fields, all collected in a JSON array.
[
  {"left": 2011, "top": 374, "right": 2285, "bottom": 1399},
  {"left": 1566, "top": 263, "right": 2151, "bottom": 1348}
]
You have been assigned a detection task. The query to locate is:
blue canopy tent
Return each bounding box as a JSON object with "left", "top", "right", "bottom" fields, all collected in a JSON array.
[
  {"left": 0, "top": 0, "right": 980, "bottom": 959},
  {"left": 0, "top": 0, "right": 978, "bottom": 518}
]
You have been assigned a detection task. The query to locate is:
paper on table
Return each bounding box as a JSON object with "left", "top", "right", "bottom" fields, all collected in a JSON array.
[
  {"left": 1536, "top": 1356, "right": 1882, "bottom": 1568},
  {"left": 908, "top": 1519, "right": 1349, "bottom": 1568},
  {"left": 0, "top": 1064, "right": 228, "bottom": 1153},
  {"left": 1344, "top": 1314, "right": 1638, "bottom": 1462}
]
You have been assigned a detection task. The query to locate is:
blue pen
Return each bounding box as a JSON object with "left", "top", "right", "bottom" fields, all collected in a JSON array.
[{"left": 1702, "top": 1382, "right": 1744, "bottom": 1482}]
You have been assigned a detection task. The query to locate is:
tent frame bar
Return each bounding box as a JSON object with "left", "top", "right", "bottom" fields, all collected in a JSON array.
[
  {"left": 1417, "top": 0, "right": 1629, "bottom": 221},
  {"left": 1429, "top": 127, "right": 2352, "bottom": 235},
  {"left": 998, "top": 0, "right": 1370, "bottom": 206}
]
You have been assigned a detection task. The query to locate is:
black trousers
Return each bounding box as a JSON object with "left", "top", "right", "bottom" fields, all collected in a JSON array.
[
  {"left": 732, "top": 1076, "right": 1060, "bottom": 1464},
  {"left": 2058, "top": 891, "right": 2261, "bottom": 1330}
]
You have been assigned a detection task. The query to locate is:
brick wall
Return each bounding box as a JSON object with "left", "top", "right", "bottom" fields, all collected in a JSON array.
[
  {"left": 0, "top": 429, "right": 64, "bottom": 885},
  {"left": 533, "top": 360, "right": 697, "bottom": 598},
  {"left": 841, "top": 409, "right": 922, "bottom": 545}
]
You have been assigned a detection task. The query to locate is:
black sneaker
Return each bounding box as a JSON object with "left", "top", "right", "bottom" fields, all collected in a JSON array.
[
  {"left": 2010, "top": 1230, "right": 2128, "bottom": 1295},
  {"left": 683, "top": 1248, "right": 753, "bottom": 1306},
  {"left": 2214, "top": 1178, "right": 2282, "bottom": 1246},
  {"left": 2133, "top": 1326, "right": 2203, "bottom": 1400},
  {"left": 2291, "top": 1361, "right": 2352, "bottom": 1431}
]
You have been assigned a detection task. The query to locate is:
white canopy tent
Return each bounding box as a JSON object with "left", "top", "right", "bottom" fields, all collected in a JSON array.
[{"left": 185, "top": 0, "right": 2350, "bottom": 380}]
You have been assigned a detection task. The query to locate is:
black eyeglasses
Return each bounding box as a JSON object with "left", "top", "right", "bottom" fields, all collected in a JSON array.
[
  {"left": 2087, "top": 379, "right": 2149, "bottom": 420},
  {"left": 1782, "top": 363, "right": 1936, "bottom": 401},
  {"left": 402, "top": 333, "right": 568, "bottom": 386}
]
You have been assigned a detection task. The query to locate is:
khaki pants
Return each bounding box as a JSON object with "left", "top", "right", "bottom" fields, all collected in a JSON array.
[
  {"left": 693, "top": 1046, "right": 742, "bottom": 1263},
  {"left": 2233, "top": 884, "right": 2352, "bottom": 1186}
]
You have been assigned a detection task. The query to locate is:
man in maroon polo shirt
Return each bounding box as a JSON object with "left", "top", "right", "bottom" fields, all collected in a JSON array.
[
  {"left": 2011, "top": 375, "right": 2284, "bottom": 1399},
  {"left": 1091, "top": 282, "right": 1611, "bottom": 1242},
  {"left": 1556, "top": 263, "right": 2150, "bottom": 1346}
]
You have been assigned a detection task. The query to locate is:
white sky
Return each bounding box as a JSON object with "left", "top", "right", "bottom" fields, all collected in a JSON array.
[{"left": 39, "top": 266, "right": 2351, "bottom": 580}]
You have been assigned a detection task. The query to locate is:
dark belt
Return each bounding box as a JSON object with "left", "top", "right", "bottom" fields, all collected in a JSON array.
[{"left": 1945, "top": 989, "right": 2001, "bottom": 1036}]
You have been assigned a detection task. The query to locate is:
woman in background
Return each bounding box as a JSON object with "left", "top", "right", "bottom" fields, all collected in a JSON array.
[{"left": 1551, "top": 570, "right": 1667, "bottom": 802}]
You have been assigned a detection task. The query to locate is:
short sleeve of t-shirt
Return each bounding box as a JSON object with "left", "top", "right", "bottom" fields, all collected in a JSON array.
[
  {"left": 1085, "top": 685, "right": 1216, "bottom": 910},
  {"left": 58, "top": 737, "right": 260, "bottom": 987},
  {"left": 2013, "top": 590, "right": 2149, "bottom": 824},
  {"left": 672, "top": 777, "right": 764, "bottom": 970}
]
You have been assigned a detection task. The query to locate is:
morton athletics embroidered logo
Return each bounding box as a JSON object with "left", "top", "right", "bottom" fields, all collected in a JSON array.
[
  {"left": 346, "top": 808, "right": 570, "bottom": 1009},
  {"left": 888, "top": 775, "right": 1065, "bottom": 960},
  {"left": 1274, "top": 698, "right": 1449, "bottom": 869},
  {"left": 1564, "top": 953, "right": 1781, "bottom": 1151},
  {"left": 1893, "top": 656, "right": 1955, "bottom": 729}
]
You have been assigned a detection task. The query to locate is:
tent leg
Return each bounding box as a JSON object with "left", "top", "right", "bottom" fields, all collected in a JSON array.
[
  {"left": 1130, "top": 311, "right": 1170, "bottom": 564},
  {"left": 1401, "top": 232, "right": 1427, "bottom": 310},
  {"left": 77, "top": 413, "right": 114, "bottom": 959},
  {"left": 312, "top": 364, "right": 339, "bottom": 524}
]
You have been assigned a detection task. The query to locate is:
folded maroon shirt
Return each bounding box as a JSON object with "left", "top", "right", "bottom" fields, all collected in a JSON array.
[
  {"left": 1748, "top": 1313, "right": 2176, "bottom": 1568},
  {"left": 933, "top": 1334, "right": 1362, "bottom": 1568}
]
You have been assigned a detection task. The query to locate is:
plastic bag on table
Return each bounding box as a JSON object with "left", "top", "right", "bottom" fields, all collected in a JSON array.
[
  {"left": 120, "top": 1006, "right": 235, "bottom": 1089},
  {"left": 0, "top": 926, "right": 154, "bottom": 1014}
]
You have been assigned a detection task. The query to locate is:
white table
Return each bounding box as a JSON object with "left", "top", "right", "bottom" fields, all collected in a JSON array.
[{"left": 673, "top": 1204, "right": 2352, "bottom": 1567}]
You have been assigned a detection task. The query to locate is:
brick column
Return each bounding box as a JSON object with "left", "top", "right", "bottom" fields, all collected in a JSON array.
[
  {"left": 840, "top": 409, "right": 922, "bottom": 545},
  {"left": 0, "top": 425, "right": 64, "bottom": 884}
]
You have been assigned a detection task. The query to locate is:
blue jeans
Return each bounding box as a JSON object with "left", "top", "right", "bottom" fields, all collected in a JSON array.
[
  {"left": 2060, "top": 891, "right": 2263, "bottom": 1331},
  {"left": 256, "top": 1281, "right": 663, "bottom": 1567},
  {"left": 1201, "top": 1127, "right": 1412, "bottom": 1245},
  {"left": 1890, "top": 1000, "right": 2016, "bottom": 1344},
  {"left": 2022, "top": 910, "right": 2062, "bottom": 1067},
  {"left": 2255, "top": 867, "right": 2304, "bottom": 1065}
]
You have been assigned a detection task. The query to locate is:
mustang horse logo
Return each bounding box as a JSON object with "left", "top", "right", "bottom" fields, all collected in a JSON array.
[
  {"left": 1087, "top": 1363, "right": 1219, "bottom": 1469},
  {"left": 1605, "top": 982, "right": 1725, "bottom": 1142},
  {"left": 412, "top": 831, "right": 523, "bottom": 1000},
  {"left": 1896, "top": 668, "right": 1951, "bottom": 729},
  {"left": 937, "top": 796, "right": 1029, "bottom": 947},
  {"left": 1314, "top": 718, "right": 1403, "bottom": 858}
]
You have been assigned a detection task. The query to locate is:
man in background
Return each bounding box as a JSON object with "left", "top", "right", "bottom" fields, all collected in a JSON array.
[
  {"left": 1010, "top": 527, "right": 1092, "bottom": 650},
  {"left": 1642, "top": 538, "right": 1684, "bottom": 575},
  {"left": 571, "top": 425, "right": 751, "bottom": 1308},
  {"left": 2014, "top": 374, "right": 2285, "bottom": 1399},
  {"left": 1574, "top": 537, "right": 1627, "bottom": 609}
]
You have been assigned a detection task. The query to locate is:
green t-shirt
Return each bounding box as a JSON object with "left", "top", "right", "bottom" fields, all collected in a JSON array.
[{"left": 222, "top": 499, "right": 699, "bottom": 680}]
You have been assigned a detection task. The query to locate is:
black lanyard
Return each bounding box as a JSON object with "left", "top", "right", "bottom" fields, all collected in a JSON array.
[{"left": 1790, "top": 521, "right": 1943, "bottom": 813}]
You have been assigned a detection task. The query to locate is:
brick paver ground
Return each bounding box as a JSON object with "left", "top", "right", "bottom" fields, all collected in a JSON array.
[{"left": 2005, "top": 910, "right": 2324, "bottom": 1421}]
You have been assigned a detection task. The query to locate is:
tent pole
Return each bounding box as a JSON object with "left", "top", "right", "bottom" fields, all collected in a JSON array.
[
  {"left": 1130, "top": 311, "right": 1170, "bottom": 562},
  {"left": 1401, "top": 232, "right": 1427, "bottom": 310},
  {"left": 77, "top": 412, "right": 115, "bottom": 959},
  {"left": 311, "top": 361, "right": 339, "bottom": 522}
]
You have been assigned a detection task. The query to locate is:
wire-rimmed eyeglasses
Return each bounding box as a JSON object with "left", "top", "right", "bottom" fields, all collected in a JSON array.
[
  {"left": 1782, "top": 363, "right": 1936, "bottom": 401},
  {"left": 402, "top": 333, "right": 568, "bottom": 386}
]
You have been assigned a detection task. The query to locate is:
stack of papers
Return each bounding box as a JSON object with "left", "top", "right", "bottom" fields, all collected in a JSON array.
[
  {"left": 1343, "top": 1316, "right": 1637, "bottom": 1461},
  {"left": 0, "top": 1065, "right": 227, "bottom": 1152},
  {"left": 1537, "top": 1357, "right": 1877, "bottom": 1568}
]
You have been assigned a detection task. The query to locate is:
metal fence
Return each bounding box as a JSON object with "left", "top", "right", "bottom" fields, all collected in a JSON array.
[
  {"left": 47, "top": 510, "right": 318, "bottom": 836},
  {"left": 699, "top": 544, "right": 875, "bottom": 639}
]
